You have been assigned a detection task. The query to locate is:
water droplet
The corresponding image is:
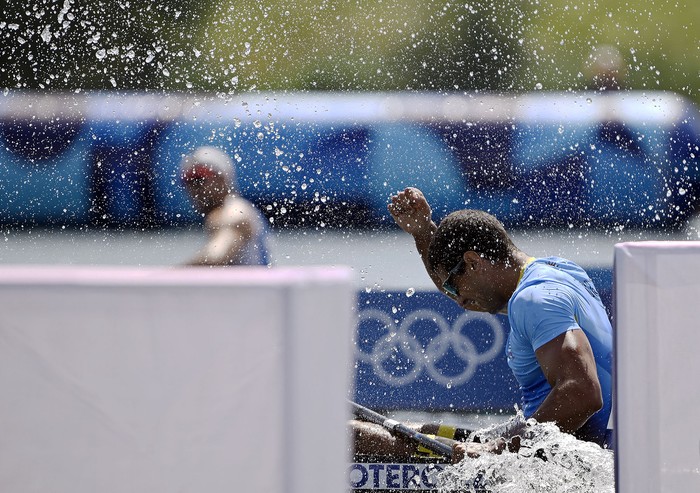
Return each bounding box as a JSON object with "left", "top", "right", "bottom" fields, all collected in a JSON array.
[
  {"left": 440, "top": 417, "right": 614, "bottom": 491},
  {"left": 40, "top": 25, "right": 52, "bottom": 43}
]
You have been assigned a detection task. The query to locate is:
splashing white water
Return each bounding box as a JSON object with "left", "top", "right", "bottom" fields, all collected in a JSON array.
[{"left": 437, "top": 417, "right": 615, "bottom": 493}]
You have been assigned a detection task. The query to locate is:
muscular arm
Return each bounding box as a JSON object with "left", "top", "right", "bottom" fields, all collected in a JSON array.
[
  {"left": 350, "top": 420, "right": 417, "bottom": 457},
  {"left": 350, "top": 419, "right": 507, "bottom": 463},
  {"left": 186, "top": 224, "right": 253, "bottom": 266},
  {"left": 531, "top": 329, "right": 603, "bottom": 434},
  {"left": 387, "top": 188, "right": 444, "bottom": 292},
  {"left": 186, "top": 200, "right": 255, "bottom": 266}
]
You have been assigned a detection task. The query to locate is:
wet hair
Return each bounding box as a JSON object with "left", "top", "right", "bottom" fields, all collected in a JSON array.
[{"left": 428, "top": 209, "right": 518, "bottom": 272}]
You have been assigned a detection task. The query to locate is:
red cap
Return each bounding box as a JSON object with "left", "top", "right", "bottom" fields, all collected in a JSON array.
[{"left": 181, "top": 164, "right": 219, "bottom": 183}]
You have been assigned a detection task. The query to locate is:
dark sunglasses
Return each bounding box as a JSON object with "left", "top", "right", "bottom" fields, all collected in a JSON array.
[{"left": 442, "top": 258, "right": 465, "bottom": 298}]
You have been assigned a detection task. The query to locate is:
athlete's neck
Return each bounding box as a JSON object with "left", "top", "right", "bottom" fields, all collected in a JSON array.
[{"left": 506, "top": 250, "right": 534, "bottom": 295}]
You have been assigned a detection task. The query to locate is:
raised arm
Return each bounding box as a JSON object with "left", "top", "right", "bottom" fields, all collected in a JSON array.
[{"left": 387, "top": 187, "right": 443, "bottom": 291}]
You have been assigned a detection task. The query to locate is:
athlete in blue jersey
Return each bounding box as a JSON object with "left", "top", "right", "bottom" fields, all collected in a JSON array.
[
  {"left": 180, "top": 146, "right": 270, "bottom": 266},
  {"left": 507, "top": 257, "right": 613, "bottom": 446},
  {"left": 353, "top": 187, "right": 613, "bottom": 463}
]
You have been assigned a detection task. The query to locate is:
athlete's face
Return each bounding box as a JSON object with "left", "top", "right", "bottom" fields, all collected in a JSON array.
[
  {"left": 182, "top": 168, "right": 229, "bottom": 214},
  {"left": 439, "top": 252, "right": 509, "bottom": 314}
]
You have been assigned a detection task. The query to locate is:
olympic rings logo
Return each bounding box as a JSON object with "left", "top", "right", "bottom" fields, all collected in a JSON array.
[{"left": 355, "top": 308, "right": 505, "bottom": 387}]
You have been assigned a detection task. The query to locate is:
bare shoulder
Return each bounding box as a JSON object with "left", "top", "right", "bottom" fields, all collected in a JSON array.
[{"left": 208, "top": 196, "right": 261, "bottom": 231}]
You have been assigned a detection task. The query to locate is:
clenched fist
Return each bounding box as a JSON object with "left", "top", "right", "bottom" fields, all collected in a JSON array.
[{"left": 387, "top": 187, "right": 434, "bottom": 237}]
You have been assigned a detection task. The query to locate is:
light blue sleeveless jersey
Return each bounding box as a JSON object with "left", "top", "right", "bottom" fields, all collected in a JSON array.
[{"left": 506, "top": 257, "right": 613, "bottom": 446}]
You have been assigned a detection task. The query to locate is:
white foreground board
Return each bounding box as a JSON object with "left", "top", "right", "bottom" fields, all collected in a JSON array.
[
  {"left": 614, "top": 241, "right": 700, "bottom": 492},
  {"left": 0, "top": 265, "right": 355, "bottom": 493}
]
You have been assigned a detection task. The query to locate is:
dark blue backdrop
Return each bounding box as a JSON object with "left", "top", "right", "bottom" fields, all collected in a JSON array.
[
  {"left": 2, "top": 91, "right": 699, "bottom": 229},
  {"left": 353, "top": 267, "right": 613, "bottom": 412}
]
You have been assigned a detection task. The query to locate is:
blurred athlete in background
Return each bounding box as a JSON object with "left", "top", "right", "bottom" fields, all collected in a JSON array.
[
  {"left": 180, "top": 146, "right": 270, "bottom": 266},
  {"left": 585, "top": 44, "right": 627, "bottom": 92}
]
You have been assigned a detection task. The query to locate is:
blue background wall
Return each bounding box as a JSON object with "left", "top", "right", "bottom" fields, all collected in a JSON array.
[
  {"left": 354, "top": 268, "right": 612, "bottom": 412},
  {"left": 2, "top": 91, "right": 700, "bottom": 230}
]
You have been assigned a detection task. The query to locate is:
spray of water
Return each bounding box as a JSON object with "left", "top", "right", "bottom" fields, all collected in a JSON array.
[{"left": 437, "top": 415, "right": 615, "bottom": 493}]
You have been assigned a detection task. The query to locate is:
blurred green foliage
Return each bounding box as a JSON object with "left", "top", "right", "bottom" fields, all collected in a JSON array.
[{"left": 1, "top": 0, "right": 698, "bottom": 104}]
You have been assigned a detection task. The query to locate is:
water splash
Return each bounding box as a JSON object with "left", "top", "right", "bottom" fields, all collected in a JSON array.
[{"left": 437, "top": 419, "right": 615, "bottom": 493}]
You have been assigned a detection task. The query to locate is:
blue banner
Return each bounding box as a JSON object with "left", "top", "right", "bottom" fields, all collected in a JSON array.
[
  {"left": 349, "top": 461, "right": 445, "bottom": 490},
  {"left": 2, "top": 92, "right": 699, "bottom": 229},
  {"left": 353, "top": 267, "right": 613, "bottom": 412},
  {"left": 354, "top": 290, "right": 519, "bottom": 411}
]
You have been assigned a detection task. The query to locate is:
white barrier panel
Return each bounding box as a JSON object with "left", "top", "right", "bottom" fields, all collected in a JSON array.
[
  {"left": 614, "top": 241, "right": 700, "bottom": 492},
  {"left": 0, "top": 265, "right": 355, "bottom": 493}
]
